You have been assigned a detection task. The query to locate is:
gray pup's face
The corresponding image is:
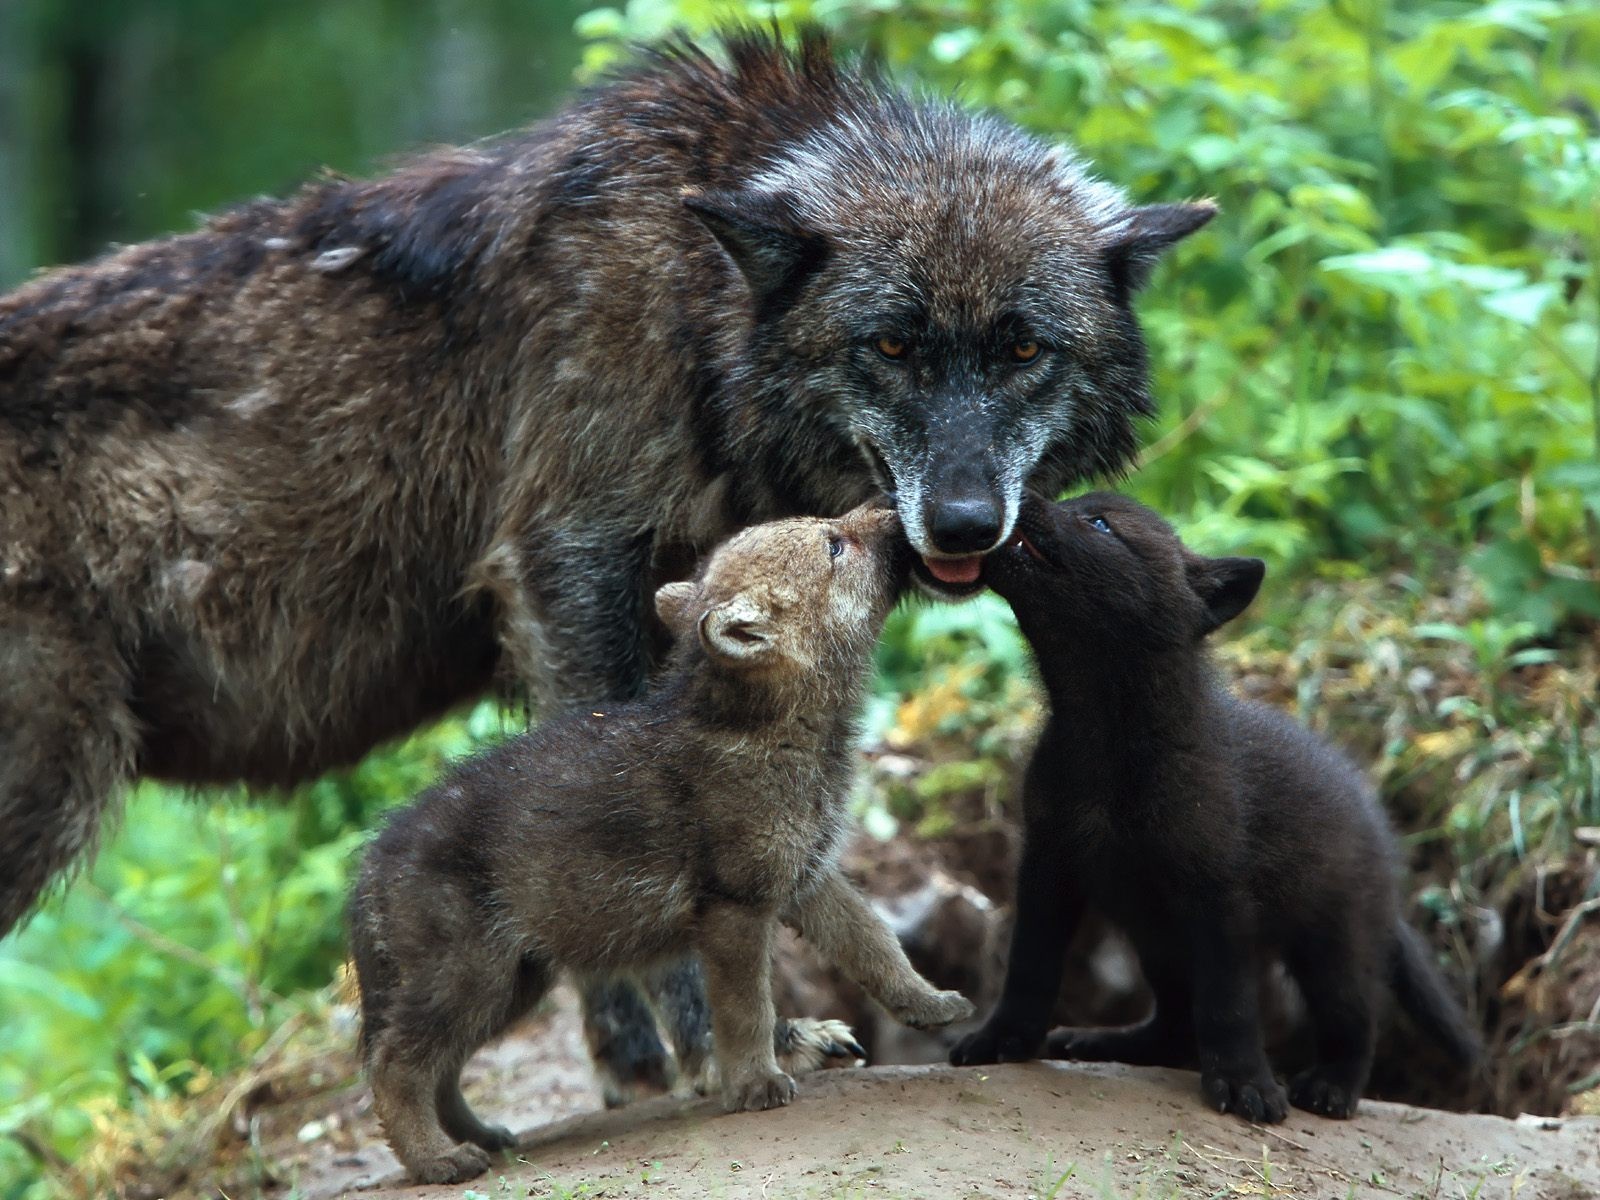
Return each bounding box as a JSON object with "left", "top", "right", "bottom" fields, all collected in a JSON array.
[
  {"left": 687, "top": 109, "right": 1213, "bottom": 600},
  {"left": 654, "top": 502, "right": 903, "bottom": 680}
]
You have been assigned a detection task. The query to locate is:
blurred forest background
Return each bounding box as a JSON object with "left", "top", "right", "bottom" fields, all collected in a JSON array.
[{"left": 1, "top": 1, "right": 1597, "bottom": 1197}]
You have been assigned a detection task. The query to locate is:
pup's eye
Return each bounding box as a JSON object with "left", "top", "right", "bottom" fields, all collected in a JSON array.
[
  {"left": 828, "top": 535, "right": 845, "bottom": 559},
  {"left": 1011, "top": 339, "right": 1042, "bottom": 364},
  {"left": 1087, "top": 515, "right": 1111, "bottom": 533},
  {"left": 874, "top": 335, "right": 909, "bottom": 361}
]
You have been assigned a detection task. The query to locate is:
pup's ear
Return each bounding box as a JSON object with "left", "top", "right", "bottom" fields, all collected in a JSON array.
[
  {"left": 1103, "top": 200, "right": 1217, "bottom": 297},
  {"left": 683, "top": 188, "right": 827, "bottom": 303},
  {"left": 698, "top": 594, "right": 780, "bottom": 667},
  {"left": 654, "top": 580, "right": 700, "bottom": 637},
  {"left": 1187, "top": 555, "right": 1265, "bottom": 635}
]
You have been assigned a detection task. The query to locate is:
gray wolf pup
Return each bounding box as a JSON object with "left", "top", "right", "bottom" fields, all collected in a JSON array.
[
  {"left": 350, "top": 503, "right": 973, "bottom": 1183},
  {"left": 0, "top": 29, "right": 1209, "bottom": 1098},
  {"left": 949, "top": 493, "right": 1482, "bottom": 1122}
]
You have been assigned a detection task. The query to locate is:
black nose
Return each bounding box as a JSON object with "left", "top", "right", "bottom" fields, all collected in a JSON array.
[{"left": 926, "top": 496, "right": 1003, "bottom": 555}]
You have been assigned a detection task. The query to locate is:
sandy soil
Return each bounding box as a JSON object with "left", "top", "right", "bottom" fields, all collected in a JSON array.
[{"left": 279, "top": 989, "right": 1600, "bottom": 1200}]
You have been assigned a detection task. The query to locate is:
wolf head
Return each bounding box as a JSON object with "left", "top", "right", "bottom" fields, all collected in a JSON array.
[
  {"left": 654, "top": 502, "right": 904, "bottom": 691},
  {"left": 985, "top": 491, "right": 1263, "bottom": 653},
  {"left": 685, "top": 83, "right": 1212, "bottom": 600}
]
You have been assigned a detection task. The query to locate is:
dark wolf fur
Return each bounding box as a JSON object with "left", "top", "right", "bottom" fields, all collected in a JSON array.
[
  {"left": 0, "top": 29, "right": 1207, "bottom": 1096},
  {"left": 949, "top": 493, "right": 1481, "bottom": 1122},
  {"left": 350, "top": 504, "right": 971, "bottom": 1183}
]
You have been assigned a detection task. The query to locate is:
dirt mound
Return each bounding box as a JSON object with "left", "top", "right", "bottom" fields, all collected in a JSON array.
[{"left": 256, "top": 989, "right": 1596, "bottom": 1200}]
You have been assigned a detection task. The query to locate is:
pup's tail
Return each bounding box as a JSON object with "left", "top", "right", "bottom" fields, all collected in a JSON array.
[{"left": 1389, "top": 920, "right": 1483, "bottom": 1069}]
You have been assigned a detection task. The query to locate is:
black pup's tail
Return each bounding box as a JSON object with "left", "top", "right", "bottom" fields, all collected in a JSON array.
[{"left": 1390, "top": 921, "right": 1483, "bottom": 1068}]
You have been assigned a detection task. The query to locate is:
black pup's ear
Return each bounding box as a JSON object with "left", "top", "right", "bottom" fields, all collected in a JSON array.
[
  {"left": 1187, "top": 555, "right": 1265, "bottom": 635},
  {"left": 1103, "top": 201, "right": 1217, "bottom": 298},
  {"left": 683, "top": 188, "right": 827, "bottom": 305}
]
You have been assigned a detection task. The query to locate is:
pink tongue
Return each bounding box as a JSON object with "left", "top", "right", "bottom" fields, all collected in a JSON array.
[{"left": 924, "top": 556, "right": 982, "bottom": 585}]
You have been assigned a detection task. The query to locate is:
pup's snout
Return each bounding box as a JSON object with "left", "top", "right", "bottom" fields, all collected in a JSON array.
[
  {"left": 926, "top": 495, "right": 1003, "bottom": 556},
  {"left": 839, "top": 501, "right": 902, "bottom": 539}
]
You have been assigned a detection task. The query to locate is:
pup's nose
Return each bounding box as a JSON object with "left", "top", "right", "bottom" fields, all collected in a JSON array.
[{"left": 926, "top": 496, "right": 1003, "bottom": 555}]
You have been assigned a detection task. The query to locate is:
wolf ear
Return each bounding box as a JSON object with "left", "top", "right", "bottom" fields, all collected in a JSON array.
[
  {"left": 683, "top": 189, "right": 827, "bottom": 304},
  {"left": 1187, "top": 555, "right": 1265, "bottom": 635},
  {"left": 1103, "top": 201, "right": 1217, "bottom": 297},
  {"left": 698, "top": 594, "right": 780, "bottom": 667},
  {"left": 654, "top": 581, "right": 700, "bottom": 638}
]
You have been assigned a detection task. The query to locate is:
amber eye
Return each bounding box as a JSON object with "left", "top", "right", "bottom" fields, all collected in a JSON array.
[
  {"left": 1012, "top": 339, "right": 1042, "bottom": 364},
  {"left": 874, "top": 335, "right": 909, "bottom": 361}
]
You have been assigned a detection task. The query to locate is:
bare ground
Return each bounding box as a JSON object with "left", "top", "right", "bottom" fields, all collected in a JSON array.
[{"left": 270, "top": 989, "right": 1599, "bottom": 1200}]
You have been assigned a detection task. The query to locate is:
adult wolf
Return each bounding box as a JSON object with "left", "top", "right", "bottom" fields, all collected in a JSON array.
[{"left": 0, "top": 30, "right": 1211, "bottom": 1102}]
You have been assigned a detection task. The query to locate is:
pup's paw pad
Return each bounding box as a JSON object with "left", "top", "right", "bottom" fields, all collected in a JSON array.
[
  {"left": 949, "top": 1020, "right": 1040, "bottom": 1066},
  {"left": 1201, "top": 1071, "right": 1289, "bottom": 1125},
  {"left": 898, "top": 989, "right": 976, "bottom": 1030},
  {"left": 406, "top": 1144, "right": 491, "bottom": 1185},
  {"left": 778, "top": 1018, "right": 865, "bottom": 1073},
  {"left": 725, "top": 1070, "right": 798, "bottom": 1113},
  {"left": 1290, "top": 1070, "right": 1359, "bottom": 1119}
]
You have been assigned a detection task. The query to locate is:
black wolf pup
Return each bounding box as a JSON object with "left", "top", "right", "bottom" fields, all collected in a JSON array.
[
  {"left": 949, "top": 493, "right": 1481, "bottom": 1123},
  {"left": 351, "top": 503, "right": 972, "bottom": 1183}
]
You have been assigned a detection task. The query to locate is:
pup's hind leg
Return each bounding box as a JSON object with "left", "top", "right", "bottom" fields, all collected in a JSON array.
[
  {"left": 1285, "top": 933, "right": 1377, "bottom": 1118},
  {"left": 435, "top": 953, "right": 555, "bottom": 1150},
  {"left": 365, "top": 941, "right": 545, "bottom": 1183},
  {"left": 0, "top": 608, "right": 136, "bottom": 937}
]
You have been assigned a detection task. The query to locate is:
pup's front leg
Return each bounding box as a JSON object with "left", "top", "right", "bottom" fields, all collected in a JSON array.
[
  {"left": 698, "top": 904, "right": 795, "bottom": 1112},
  {"left": 788, "top": 869, "right": 974, "bottom": 1029},
  {"left": 1189, "top": 901, "right": 1288, "bottom": 1125}
]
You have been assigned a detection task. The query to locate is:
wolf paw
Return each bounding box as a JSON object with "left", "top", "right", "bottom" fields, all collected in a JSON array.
[
  {"left": 949, "top": 1018, "right": 1043, "bottom": 1066},
  {"left": 1290, "top": 1070, "right": 1360, "bottom": 1119},
  {"left": 894, "top": 988, "right": 975, "bottom": 1030},
  {"left": 403, "top": 1143, "right": 491, "bottom": 1185},
  {"left": 723, "top": 1069, "right": 798, "bottom": 1113},
  {"left": 1201, "top": 1070, "right": 1289, "bottom": 1125},
  {"left": 777, "top": 1017, "right": 866, "bottom": 1073}
]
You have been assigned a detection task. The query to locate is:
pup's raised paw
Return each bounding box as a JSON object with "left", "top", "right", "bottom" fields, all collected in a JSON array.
[
  {"left": 403, "top": 1144, "right": 491, "bottom": 1185},
  {"left": 724, "top": 1069, "right": 797, "bottom": 1113},
  {"left": 949, "top": 1018, "right": 1042, "bottom": 1066},
  {"left": 777, "top": 1017, "right": 865, "bottom": 1074},
  {"left": 895, "top": 989, "right": 975, "bottom": 1030},
  {"left": 1201, "top": 1069, "right": 1289, "bottom": 1125},
  {"left": 1290, "top": 1069, "right": 1360, "bottom": 1119}
]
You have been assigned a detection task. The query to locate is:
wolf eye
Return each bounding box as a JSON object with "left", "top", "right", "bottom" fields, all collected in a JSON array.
[
  {"left": 874, "top": 335, "right": 909, "bottom": 361},
  {"left": 828, "top": 535, "right": 845, "bottom": 559},
  {"left": 1011, "top": 339, "right": 1042, "bottom": 364},
  {"left": 1087, "top": 515, "right": 1111, "bottom": 533}
]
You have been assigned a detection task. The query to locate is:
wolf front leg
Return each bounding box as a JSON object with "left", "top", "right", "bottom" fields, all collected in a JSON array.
[
  {"left": 471, "top": 519, "right": 707, "bottom": 1107},
  {"left": 0, "top": 606, "right": 138, "bottom": 938},
  {"left": 950, "top": 825, "right": 1084, "bottom": 1066},
  {"left": 788, "top": 869, "right": 975, "bottom": 1031},
  {"left": 1188, "top": 898, "right": 1288, "bottom": 1124},
  {"left": 697, "top": 904, "right": 796, "bottom": 1112}
]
